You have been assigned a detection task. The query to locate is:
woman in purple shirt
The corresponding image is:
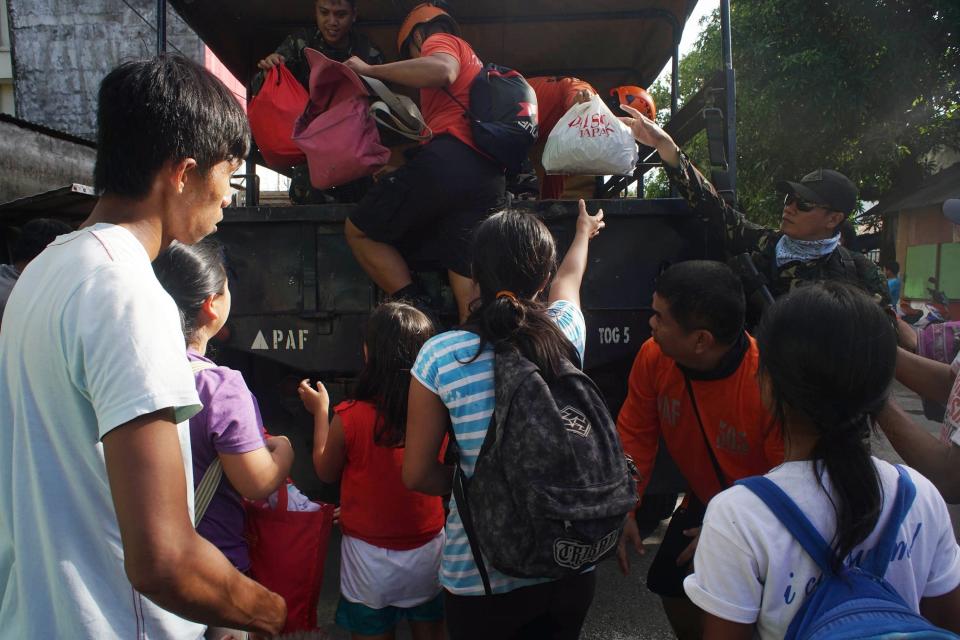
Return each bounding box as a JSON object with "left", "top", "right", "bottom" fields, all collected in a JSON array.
[{"left": 154, "top": 240, "right": 294, "bottom": 640}]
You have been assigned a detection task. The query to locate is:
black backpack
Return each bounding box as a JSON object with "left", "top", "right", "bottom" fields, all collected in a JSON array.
[
  {"left": 452, "top": 346, "right": 637, "bottom": 594},
  {"left": 445, "top": 63, "right": 539, "bottom": 173}
]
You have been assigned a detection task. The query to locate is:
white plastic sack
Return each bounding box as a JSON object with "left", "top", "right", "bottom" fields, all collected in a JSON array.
[{"left": 542, "top": 95, "right": 639, "bottom": 176}]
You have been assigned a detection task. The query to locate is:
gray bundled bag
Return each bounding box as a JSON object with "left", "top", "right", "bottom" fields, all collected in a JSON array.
[{"left": 452, "top": 347, "right": 637, "bottom": 594}]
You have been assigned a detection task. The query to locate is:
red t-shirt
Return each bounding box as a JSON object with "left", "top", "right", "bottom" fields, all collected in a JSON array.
[
  {"left": 419, "top": 34, "right": 483, "bottom": 153},
  {"left": 528, "top": 76, "right": 596, "bottom": 141},
  {"left": 335, "top": 400, "right": 445, "bottom": 550}
]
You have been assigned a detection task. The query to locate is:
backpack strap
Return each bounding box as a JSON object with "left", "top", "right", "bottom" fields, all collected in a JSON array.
[
  {"left": 451, "top": 462, "right": 493, "bottom": 596},
  {"left": 442, "top": 86, "right": 476, "bottom": 121},
  {"left": 864, "top": 466, "right": 916, "bottom": 578},
  {"left": 369, "top": 102, "right": 433, "bottom": 142},
  {"left": 361, "top": 74, "right": 433, "bottom": 141},
  {"left": 834, "top": 246, "right": 858, "bottom": 280},
  {"left": 736, "top": 476, "right": 834, "bottom": 574},
  {"left": 189, "top": 360, "right": 223, "bottom": 527}
]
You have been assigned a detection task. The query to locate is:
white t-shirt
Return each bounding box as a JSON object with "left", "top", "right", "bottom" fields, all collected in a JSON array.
[
  {"left": 684, "top": 458, "right": 960, "bottom": 639},
  {"left": 939, "top": 351, "right": 960, "bottom": 446},
  {"left": 0, "top": 224, "right": 204, "bottom": 639}
]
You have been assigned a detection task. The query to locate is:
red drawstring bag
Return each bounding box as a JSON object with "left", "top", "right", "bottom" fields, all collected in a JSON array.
[
  {"left": 248, "top": 64, "right": 308, "bottom": 169},
  {"left": 245, "top": 484, "right": 336, "bottom": 634},
  {"left": 292, "top": 49, "right": 390, "bottom": 189}
]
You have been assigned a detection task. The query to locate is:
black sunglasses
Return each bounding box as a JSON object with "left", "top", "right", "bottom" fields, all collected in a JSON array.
[{"left": 784, "top": 193, "right": 828, "bottom": 212}]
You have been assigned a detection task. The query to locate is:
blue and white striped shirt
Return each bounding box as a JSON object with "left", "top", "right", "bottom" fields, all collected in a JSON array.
[{"left": 411, "top": 300, "right": 586, "bottom": 595}]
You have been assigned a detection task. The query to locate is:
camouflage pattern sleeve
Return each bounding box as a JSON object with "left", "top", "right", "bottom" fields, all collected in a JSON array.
[
  {"left": 274, "top": 31, "right": 309, "bottom": 66},
  {"left": 250, "top": 32, "right": 305, "bottom": 95},
  {"left": 663, "top": 152, "right": 776, "bottom": 257}
]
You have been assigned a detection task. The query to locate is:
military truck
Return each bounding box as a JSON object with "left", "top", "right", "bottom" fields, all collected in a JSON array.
[{"left": 3, "top": 1, "right": 740, "bottom": 513}]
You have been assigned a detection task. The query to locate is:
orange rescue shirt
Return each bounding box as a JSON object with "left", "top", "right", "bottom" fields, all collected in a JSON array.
[
  {"left": 616, "top": 335, "right": 783, "bottom": 506},
  {"left": 528, "top": 76, "right": 596, "bottom": 141},
  {"left": 336, "top": 400, "right": 445, "bottom": 550},
  {"left": 419, "top": 34, "right": 483, "bottom": 154}
]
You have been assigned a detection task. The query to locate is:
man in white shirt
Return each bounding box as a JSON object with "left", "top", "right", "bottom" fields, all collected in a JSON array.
[{"left": 0, "top": 55, "right": 287, "bottom": 638}]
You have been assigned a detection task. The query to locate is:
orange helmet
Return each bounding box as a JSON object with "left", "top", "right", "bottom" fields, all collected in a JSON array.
[
  {"left": 609, "top": 86, "right": 656, "bottom": 120},
  {"left": 397, "top": 3, "right": 458, "bottom": 56}
]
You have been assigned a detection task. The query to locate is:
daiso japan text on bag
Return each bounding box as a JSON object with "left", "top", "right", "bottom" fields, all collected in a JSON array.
[{"left": 542, "top": 94, "right": 638, "bottom": 176}]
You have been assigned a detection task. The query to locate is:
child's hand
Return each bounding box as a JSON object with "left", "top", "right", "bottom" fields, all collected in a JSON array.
[
  {"left": 576, "top": 199, "right": 605, "bottom": 240},
  {"left": 298, "top": 378, "right": 329, "bottom": 416}
]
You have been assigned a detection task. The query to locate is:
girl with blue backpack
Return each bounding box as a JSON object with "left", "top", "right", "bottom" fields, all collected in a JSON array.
[
  {"left": 403, "top": 201, "right": 606, "bottom": 640},
  {"left": 684, "top": 282, "right": 960, "bottom": 639}
]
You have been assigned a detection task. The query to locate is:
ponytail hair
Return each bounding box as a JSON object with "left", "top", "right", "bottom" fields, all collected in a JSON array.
[
  {"left": 153, "top": 239, "right": 227, "bottom": 345},
  {"left": 353, "top": 302, "right": 435, "bottom": 447},
  {"left": 756, "top": 281, "right": 896, "bottom": 570},
  {"left": 466, "top": 211, "right": 579, "bottom": 380}
]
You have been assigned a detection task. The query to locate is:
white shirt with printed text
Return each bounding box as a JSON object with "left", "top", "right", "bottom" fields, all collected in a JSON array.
[{"left": 684, "top": 458, "right": 960, "bottom": 639}]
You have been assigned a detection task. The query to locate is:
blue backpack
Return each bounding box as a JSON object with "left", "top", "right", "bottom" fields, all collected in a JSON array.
[{"left": 737, "top": 466, "right": 959, "bottom": 640}]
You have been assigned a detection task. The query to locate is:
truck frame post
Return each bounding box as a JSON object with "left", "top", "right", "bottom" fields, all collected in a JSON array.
[
  {"left": 156, "top": 0, "right": 167, "bottom": 55},
  {"left": 720, "top": 0, "right": 737, "bottom": 199}
]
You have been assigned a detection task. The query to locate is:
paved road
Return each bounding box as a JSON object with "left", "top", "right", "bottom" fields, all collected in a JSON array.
[{"left": 288, "top": 382, "right": 957, "bottom": 640}]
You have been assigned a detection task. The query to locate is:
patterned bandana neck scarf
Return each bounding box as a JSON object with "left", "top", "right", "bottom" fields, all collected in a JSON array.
[{"left": 775, "top": 234, "right": 840, "bottom": 267}]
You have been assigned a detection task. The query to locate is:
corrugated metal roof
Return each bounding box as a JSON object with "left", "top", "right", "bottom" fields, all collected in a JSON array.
[
  {"left": 0, "top": 184, "right": 97, "bottom": 221},
  {"left": 0, "top": 113, "right": 96, "bottom": 149},
  {"left": 866, "top": 162, "right": 960, "bottom": 218}
]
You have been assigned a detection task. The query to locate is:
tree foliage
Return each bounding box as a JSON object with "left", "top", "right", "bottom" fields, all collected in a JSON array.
[{"left": 646, "top": 0, "right": 960, "bottom": 226}]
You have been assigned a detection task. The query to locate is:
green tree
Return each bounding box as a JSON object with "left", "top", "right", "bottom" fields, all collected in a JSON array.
[{"left": 646, "top": 1, "right": 960, "bottom": 226}]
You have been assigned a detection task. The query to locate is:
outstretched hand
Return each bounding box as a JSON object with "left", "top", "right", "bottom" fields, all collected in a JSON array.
[
  {"left": 576, "top": 199, "right": 605, "bottom": 239},
  {"left": 344, "top": 56, "right": 373, "bottom": 77},
  {"left": 257, "top": 53, "right": 285, "bottom": 70},
  {"left": 298, "top": 379, "right": 329, "bottom": 416},
  {"left": 618, "top": 104, "right": 681, "bottom": 169}
]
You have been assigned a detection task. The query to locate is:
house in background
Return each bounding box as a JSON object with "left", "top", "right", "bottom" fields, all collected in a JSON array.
[{"left": 870, "top": 160, "right": 960, "bottom": 318}]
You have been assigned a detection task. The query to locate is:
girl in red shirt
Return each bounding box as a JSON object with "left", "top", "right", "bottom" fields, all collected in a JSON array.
[{"left": 299, "top": 302, "right": 444, "bottom": 640}]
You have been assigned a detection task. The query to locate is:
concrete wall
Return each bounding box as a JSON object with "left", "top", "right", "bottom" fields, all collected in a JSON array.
[
  {"left": 0, "top": 120, "right": 95, "bottom": 203},
  {"left": 7, "top": 0, "right": 204, "bottom": 139}
]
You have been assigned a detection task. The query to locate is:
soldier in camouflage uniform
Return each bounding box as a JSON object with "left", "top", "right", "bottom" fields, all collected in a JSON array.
[
  {"left": 255, "top": 0, "right": 384, "bottom": 204},
  {"left": 618, "top": 103, "right": 890, "bottom": 326}
]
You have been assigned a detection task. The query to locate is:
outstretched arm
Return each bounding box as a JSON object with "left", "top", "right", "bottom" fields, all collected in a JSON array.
[
  {"left": 104, "top": 410, "right": 286, "bottom": 634},
  {"left": 298, "top": 380, "right": 347, "bottom": 484},
  {"left": 895, "top": 347, "right": 956, "bottom": 405},
  {"left": 619, "top": 104, "right": 771, "bottom": 256},
  {"left": 549, "top": 199, "right": 605, "bottom": 308},
  {"left": 875, "top": 399, "right": 960, "bottom": 503},
  {"left": 344, "top": 53, "right": 459, "bottom": 89}
]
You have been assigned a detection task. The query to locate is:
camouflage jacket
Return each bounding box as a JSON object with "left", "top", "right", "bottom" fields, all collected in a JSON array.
[
  {"left": 252, "top": 29, "right": 384, "bottom": 94},
  {"left": 663, "top": 153, "right": 891, "bottom": 307}
]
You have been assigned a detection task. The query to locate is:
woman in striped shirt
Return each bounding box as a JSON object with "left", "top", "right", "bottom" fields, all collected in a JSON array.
[{"left": 404, "top": 200, "right": 605, "bottom": 639}]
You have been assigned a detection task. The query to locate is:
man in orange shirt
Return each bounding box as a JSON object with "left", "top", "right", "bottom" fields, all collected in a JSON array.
[
  {"left": 526, "top": 76, "right": 596, "bottom": 199},
  {"left": 615, "top": 260, "right": 783, "bottom": 640},
  {"left": 344, "top": 3, "right": 506, "bottom": 321}
]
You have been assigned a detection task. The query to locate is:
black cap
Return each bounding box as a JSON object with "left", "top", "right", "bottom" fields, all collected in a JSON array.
[{"left": 777, "top": 169, "right": 857, "bottom": 215}]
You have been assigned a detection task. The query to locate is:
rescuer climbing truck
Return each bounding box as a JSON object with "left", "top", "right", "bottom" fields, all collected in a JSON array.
[{"left": 1, "top": 0, "right": 740, "bottom": 512}]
